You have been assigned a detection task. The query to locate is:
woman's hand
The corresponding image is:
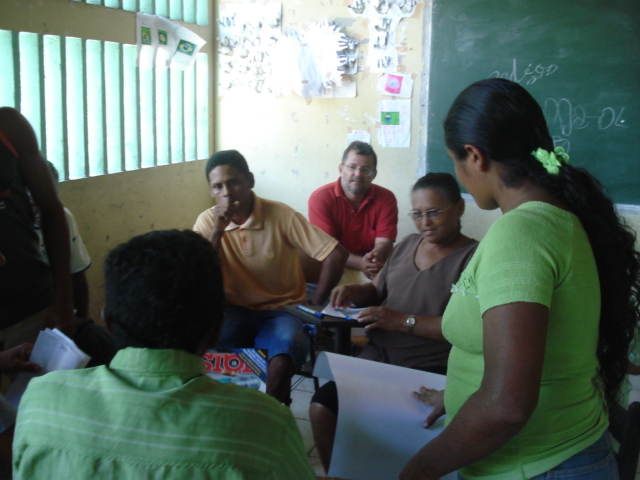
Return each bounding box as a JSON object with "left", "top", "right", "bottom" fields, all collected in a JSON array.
[
  {"left": 412, "top": 387, "right": 446, "bottom": 428},
  {"left": 357, "top": 306, "right": 407, "bottom": 332},
  {"left": 330, "top": 284, "right": 358, "bottom": 308}
]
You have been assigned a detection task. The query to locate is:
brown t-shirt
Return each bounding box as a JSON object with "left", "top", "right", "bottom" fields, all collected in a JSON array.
[{"left": 360, "top": 233, "right": 478, "bottom": 370}]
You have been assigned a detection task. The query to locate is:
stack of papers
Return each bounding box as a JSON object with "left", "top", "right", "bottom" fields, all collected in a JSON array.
[
  {"left": 322, "top": 305, "right": 363, "bottom": 320},
  {"left": 6, "top": 328, "right": 91, "bottom": 408}
]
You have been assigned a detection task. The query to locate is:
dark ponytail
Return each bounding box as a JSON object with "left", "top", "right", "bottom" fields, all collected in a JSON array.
[{"left": 445, "top": 78, "right": 640, "bottom": 408}]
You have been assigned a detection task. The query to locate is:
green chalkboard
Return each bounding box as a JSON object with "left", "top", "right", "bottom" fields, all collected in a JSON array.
[{"left": 426, "top": 0, "right": 640, "bottom": 205}]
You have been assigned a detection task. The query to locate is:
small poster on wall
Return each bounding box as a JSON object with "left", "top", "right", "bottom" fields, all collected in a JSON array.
[
  {"left": 378, "top": 99, "right": 411, "bottom": 148},
  {"left": 376, "top": 72, "right": 413, "bottom": 98}
]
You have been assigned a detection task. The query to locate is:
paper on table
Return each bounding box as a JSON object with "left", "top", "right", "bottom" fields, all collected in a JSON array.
[
  {"left": 313, "top": 352, "right": 456, "bottom": 480},
  {"left": 321, "top": 305, "right": 364, "bottom": 319}
]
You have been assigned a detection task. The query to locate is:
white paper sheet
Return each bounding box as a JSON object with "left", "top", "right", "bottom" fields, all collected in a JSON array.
[
  {"left": 349, "top": 0, "right": 419, "bottom": 72},
  {"left": 321, "top": 304, "right": 364, "bottom": 320},
  {"left": 137, "top": 14, "right": 206, "bottom": 70},
  {"left": 376, "top": 72, "right": 413, "bottom": 98},
  {"left": 313, "top": 352, "right": 456, "bottom": 480},
  {"left": 171, "top": 24, "right": 206, "bottom": 70},
  {"left": 378, "top": 99, "right": 411, "bottom": 148},
  {"left": 136, "top": 13, "right": 157, "bottom": 69},
  {"left": 5, "top": 329, "right": 90, "bottom": 408},
  {"left": 347, "top": 130, "right": 372, "bottom": 145}
]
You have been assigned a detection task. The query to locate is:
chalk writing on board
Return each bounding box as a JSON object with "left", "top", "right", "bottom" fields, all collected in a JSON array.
[
  {"left": 488, "top": 59, "right": 558, "bottom": 85},
  {"left": 544, "top": 98, "right": 628, "bottom": 152}
]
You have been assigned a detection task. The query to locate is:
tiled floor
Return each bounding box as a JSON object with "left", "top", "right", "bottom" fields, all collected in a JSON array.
[{"left": 291, "top": 375, "right": 327, "bottom": 476}]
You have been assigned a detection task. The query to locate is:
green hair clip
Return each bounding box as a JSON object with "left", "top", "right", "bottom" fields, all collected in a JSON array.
[{"left": 531, "top": 147, "right": 570, "bottom": 175}]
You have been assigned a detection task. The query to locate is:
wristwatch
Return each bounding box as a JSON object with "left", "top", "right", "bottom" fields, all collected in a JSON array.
[{"left": 406, "top": 316, "right": 416, "bottom": 335}]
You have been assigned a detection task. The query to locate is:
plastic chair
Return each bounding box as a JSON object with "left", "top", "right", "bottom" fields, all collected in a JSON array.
[{"left": 609, "top": 401, "right": 640, "bottom": 480}]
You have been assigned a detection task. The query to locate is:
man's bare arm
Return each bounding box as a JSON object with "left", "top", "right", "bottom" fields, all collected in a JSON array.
[{"left": 311, "top": 244, "right": 348, "bottom": 305}]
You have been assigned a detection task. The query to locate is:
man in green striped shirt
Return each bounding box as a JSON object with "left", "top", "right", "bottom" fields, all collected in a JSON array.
[{"left": 13, "top": 230, "right": 315, "bottom": 480}]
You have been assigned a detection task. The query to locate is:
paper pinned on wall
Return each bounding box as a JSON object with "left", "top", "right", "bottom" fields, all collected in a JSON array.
[
  {"left": 376, "top": 72, "right": 413, "bottom": 98},
  {"left": 316, "top": 80, "right": 357, "bottom": 99},
  {"left": 347, "top": 130, "right": 372, "bottom": 145},
  {"left": 136, "top": 13, "right": 157, "bottom": 68},
  {"left": 170, "top": 24, "right": 207, "bottom": 70},
  {"left": 378, "top": 99, "right": 411, "bottom": 148},
  {"left": 154, "top": 16, "right": 176, "bottom": 68},
  {"left": 218, "top": 3, "right": 283, "bottom": 94},
  {"left": 136, "top": 13, "right": 206, "bottom": 70},
  {"left": 349, "top": 0, "right": 419, "bottom": 73}
]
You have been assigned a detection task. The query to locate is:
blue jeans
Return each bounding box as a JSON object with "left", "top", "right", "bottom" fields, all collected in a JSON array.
[
  {"left": 458, "top": 433, "right": 618, "bottom": 480},
  {"left": 216, "top": 305, "right": 311, "bottom": 371}
]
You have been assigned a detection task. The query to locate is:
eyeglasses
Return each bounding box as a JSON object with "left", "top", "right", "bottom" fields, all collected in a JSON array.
[
  {"left": 408, "top": 204, "right": 454, "bottom": 221},
  {"left": 343, "top": 164, "right": 375, "bottom": 177}
]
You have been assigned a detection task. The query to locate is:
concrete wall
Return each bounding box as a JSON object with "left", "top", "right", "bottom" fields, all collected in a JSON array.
[{"left": 215, "top": 0, "right": 428, "bottom": 244}]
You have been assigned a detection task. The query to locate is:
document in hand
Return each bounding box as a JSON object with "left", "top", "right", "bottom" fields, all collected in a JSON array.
[
  {"left": 313, "top": 352, "right": 456, "bottom": 480},
  {"left": 5, "top": 328, "right": 91, "bottom": 408},
  {"left": 321, "top": 304, "right": 364, "bottom": 320}
]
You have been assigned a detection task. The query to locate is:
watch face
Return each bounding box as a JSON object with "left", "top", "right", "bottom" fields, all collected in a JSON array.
[{"left": 407, "top": 317, "right": 416, "bottom": 326}]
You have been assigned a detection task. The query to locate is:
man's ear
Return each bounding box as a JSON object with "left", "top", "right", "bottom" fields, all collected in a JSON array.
[
  {"left": 455, "top": 197, "right": 465, "bottom": 218},
  {"left": 464, "top": 144, "right": 491, "bottom": 172},
  {"left": 247, "top": 172, "right": 255, "bottom": 189}
]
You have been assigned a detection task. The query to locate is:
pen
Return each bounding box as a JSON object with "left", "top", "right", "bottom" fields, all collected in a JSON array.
[
  {"left": 338, "top": 310, "right": 353, "bottom": 321},
  {"left": 296, "top": 304, "right": 324, "bottom": 319}
]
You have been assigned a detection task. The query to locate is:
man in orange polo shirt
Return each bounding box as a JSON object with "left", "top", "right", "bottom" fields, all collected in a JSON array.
[{"left": 194, "top": 150, "right": 347, "bottom": 404}]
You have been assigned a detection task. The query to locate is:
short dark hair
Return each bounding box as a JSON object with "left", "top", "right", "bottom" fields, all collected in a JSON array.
[
  {"left": 103, "top": 230, "right": 225, "bottom": 353},
  {"left": 341, "top": 141, "right": 377, "bottom": 169},
  {"left": 412, "top": 172, "right": 462, "bottom": 204},
  {"left": 205, "top": 150, "right": 250, "bottom": 180}
]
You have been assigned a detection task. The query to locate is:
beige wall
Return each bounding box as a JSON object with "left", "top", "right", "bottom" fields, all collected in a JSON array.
[
  {"left": 3, "top": 0, "right": 639, "bottom": 322},
  {"left": 215, "top": 0, "right": 427, "bottom": 244},
  {"left": 59, "top": 161, "right": 211, "bottom": 320}
]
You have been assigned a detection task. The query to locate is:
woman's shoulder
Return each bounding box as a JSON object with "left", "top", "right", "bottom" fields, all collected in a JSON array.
[
  {"left": 394, "top": 233, "right": 422, "bottom": 249},
  {"left": 488, "top": 202, "right": 575, "bottom": 243}
]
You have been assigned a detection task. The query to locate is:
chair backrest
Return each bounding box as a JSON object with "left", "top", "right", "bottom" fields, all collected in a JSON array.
[{"left": 609, "top": 401, "right": 640, "bottom": 480}]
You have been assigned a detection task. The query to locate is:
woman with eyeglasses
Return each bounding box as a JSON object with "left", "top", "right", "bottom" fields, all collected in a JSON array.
[
  {"left": 400, "top": 79, "right": 640, "bottom": 480},
  {"left": 309, "top": 172, "right": 478, "bottom": 473}
]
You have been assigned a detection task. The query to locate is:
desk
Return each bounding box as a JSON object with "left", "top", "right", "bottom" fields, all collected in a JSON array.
[{"left": 285, "top": 305, "right": 366, "bottom": 356}]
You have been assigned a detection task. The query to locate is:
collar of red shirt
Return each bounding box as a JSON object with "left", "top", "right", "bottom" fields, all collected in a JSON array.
[{"left": 332, "top": 178, "right": 376, "bottom": 210}]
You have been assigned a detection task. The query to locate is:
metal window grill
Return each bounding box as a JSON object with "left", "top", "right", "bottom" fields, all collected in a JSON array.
[
  {"left": 72, "top": 0, "right": 208, "bottom": 27},
  {"left": 0, "top": 29, "right": 209, "bottom": 180}
]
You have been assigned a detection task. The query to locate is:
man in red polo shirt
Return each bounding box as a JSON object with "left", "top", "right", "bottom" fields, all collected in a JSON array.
[{"left": 309, "top": 141, "right": 398, "bottom": 280}]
